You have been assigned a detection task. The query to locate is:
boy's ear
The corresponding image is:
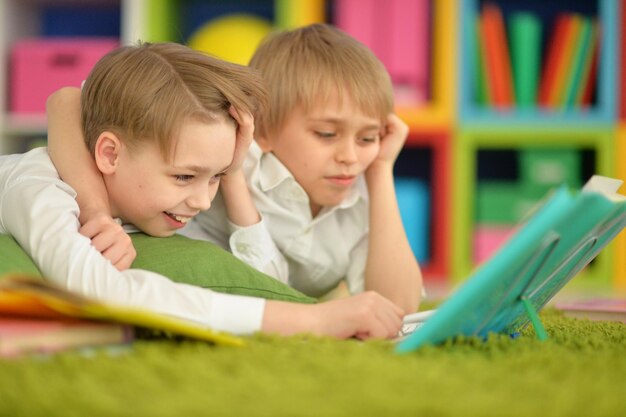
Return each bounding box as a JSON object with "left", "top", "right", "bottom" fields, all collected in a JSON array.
[
  {"left": 94, "top": 132, "right": 123, "bottom": 174},
  {"left": 255, "top": 135, "right": 273, "bottom": 152}
]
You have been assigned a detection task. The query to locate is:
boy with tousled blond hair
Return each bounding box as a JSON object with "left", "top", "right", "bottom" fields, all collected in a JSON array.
[
  {"left": 4, "top": 41, "right": 405, "bottom": 339},
  {"left": 189, "top": 23, "right": 424, "bottom": 313}
]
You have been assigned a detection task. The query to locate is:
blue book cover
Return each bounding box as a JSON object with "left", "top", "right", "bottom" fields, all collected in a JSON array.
[{"left": 397, "top": 176, "right": 626, "bottom": 353}]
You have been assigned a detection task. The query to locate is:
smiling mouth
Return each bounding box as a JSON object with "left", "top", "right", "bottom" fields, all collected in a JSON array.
[{"left": 164, "top": 212, "right": 192, "bottom": 224}]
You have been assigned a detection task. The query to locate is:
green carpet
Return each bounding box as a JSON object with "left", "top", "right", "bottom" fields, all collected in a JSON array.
[{"left": 0, "top": 310, "right": 624, "bottom": 417}]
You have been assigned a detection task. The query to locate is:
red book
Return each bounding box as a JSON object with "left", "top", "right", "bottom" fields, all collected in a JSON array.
[
  {"left": 480, "top": 3, "right": 515, "bottom": 108},
  {"left": 537, "top": 14, "right": 571, "bottom": 108}
]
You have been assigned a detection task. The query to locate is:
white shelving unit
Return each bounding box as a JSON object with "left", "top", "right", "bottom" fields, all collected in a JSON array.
[{"left": 0, "top": 0, "right": 146, "bottom": 155}]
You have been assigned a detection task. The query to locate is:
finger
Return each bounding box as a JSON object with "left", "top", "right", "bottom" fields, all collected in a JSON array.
[
  {"left": 359, "top": 317, "right": 390, "bottom": 340},
  {"left": 370, "top": 296, "right": 404, "bottom": 338},
  {"left": 112, "top": 251, "right": 136, "bottom": 271},
  {"left": 79, "top": 218, "right": 107, "bottom": 239},
  {"left": 101, "top": 243, "right": 131, "bottom": 267},
  {"left": 377, "top": 307, "right": 403, "bottom": 338},
  {"left": 228, "top": 105, "right": 242, "bottom": 124},
  {"left": 90, "top": 229, "right": 120, "bottom": 253}
]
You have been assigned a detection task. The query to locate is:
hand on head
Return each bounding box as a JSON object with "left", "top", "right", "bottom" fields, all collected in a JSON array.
[
  {"left": 227, "top": 106, "right": 255, "bottom": 174},
  {"left": 371, "top": 113, "right": 409, "bottom": 170}
]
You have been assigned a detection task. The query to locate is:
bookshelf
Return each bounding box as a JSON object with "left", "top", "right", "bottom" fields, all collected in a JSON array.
[
  {"left": 454, "top": 0, "right": 620, "bottom": 292},
  {"left": 0, "top": 0, "right": 623, "bottom": 290},
  {"left": 460, "top": 0, "right": 618, "bottom": 126}
]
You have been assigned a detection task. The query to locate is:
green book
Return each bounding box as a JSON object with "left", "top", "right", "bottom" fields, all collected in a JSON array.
[
  {"left": 510, "top": 12, "right": 542, "bottom": 108},
  {"left": 397, "top": 176, "right": 626, "bottom": 353}
]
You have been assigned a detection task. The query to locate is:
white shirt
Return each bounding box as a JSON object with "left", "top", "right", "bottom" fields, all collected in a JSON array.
[
  {"left": 0, "top": 148, "right": 265, "bottom": 335},
  {"left": 185, "top": 142, "right": 370, "bottom": 298}
]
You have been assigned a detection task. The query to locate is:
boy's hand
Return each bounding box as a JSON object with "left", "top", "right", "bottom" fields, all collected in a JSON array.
[
  {"left": 227, "top": 106, "right": 255, "bottom": 175},
  {"left": 80, "top": 213, "right": 136, "bottom": 270},
  {"left": 369, "top": 113, "right": 409, "bottom": 171},
  {"left": 311, "top": 291, "right": 404, "bottom": 340}
]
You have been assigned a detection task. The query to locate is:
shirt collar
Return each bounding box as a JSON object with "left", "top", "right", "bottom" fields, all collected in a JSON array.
[{"left": 257, "top": 148, "right": 296, "bottom": 193}]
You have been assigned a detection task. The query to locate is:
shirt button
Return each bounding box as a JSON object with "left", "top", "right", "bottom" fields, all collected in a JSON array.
[{"left": 236, "top": 243, "right": 248, "bottom": 253}]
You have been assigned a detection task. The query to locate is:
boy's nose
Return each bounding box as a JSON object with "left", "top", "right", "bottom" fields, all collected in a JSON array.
[
  {"left": 187, "top": 188, "right": 212, "bottom": 211},
  {"left": 335, "top": 140, "right": 358, "bottom": 164}
]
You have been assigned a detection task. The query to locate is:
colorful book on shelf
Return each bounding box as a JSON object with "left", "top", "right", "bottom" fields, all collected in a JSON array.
[
  {"left": 0, "top": 316, "right": 133, "bottom": 358},
  {"left": 479, "top": 3, "right": 515, "bottom": 108},
  {"left": 555, "top": 299, "right": 626, "bottom": 323},
  {"left": 562, "top": 17, "right": 593, "bottom": 108},
  {"left": 509, "top": 12, "right": 542, "bottom": 108},
  {"left": 576, "top": 21, "right": 601, "bottom": 108},
  {"left": 0, "top": 274, "right": 243, "bottom": 348},
  {"left": 475, "top": 16, "right": 490, "bottom": 105},
  {"left": 397, "top": 176, "right": 626, "bottom": 353},
  {"left": 537, "top": 14, "right": 571, "bottom": 108},
  {"left": 546, "top": 14, "right": 584, "bottom": 108}
]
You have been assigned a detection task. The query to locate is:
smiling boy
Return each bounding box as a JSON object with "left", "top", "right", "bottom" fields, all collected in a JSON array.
[{"left": 1, "top": 42, "right": 404, "bottom": 338}]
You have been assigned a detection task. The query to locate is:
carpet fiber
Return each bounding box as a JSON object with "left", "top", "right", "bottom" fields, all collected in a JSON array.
[{"left": 1, "top": 310, "right": 624, "bottom": 417}]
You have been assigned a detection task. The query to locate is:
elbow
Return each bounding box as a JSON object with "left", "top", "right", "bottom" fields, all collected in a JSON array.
[{"left": 46, "top": 86, "right": 81, "bottom": 114}]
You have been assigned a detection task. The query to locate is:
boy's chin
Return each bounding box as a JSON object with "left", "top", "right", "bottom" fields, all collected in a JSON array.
[{"left": 141, "top": 228, "right": 177, "bottom": 238}]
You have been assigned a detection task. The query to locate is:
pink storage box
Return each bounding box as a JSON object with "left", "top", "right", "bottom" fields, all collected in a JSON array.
[
  {"left": 473, "top": 225, "right": 516, "bottom": 265},
  {"left": 10, "top": 38, "right": 118, "bottom": 114}
]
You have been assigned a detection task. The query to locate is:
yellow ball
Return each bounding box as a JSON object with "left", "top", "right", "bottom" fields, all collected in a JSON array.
[{"left": 188, "top": 14, "right": 273, "bottom": 65}]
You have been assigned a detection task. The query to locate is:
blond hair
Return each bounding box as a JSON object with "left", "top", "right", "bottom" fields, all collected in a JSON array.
[
  {"left": 249, "top": 23, "right": 393, "bottom": 139},
  {"left": 81, "top": 42, "right": 267, "bottom": 159}
]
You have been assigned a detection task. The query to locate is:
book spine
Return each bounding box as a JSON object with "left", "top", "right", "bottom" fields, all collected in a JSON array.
[
  {"left": 547, "top": 14, "right": 582, "bottom": 108},
  {"left": 480, "top": 3, "right": 515, "bottom": 109},
  {"left": 475, "top": 16, "right": 490, "bottom": 106},
  {"left": 577, "top": 22, "right": 601, "bottom": 108},
  {"left": 537, "top": 14, "right": 568, "bottom": 108},
  {"left": 509, "top": 12, "right": 542, "bottom": 108},
  {"left": 563, "top": 17, "right": 593, "bottom": 108}
]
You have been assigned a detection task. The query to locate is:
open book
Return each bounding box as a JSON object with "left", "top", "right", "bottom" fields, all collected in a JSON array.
[
  {"left": 397, "top": 176, "right": 626, "bottom": 353},
  {"left": 0, "top": 274, "right": 243, "bottom": 348}
]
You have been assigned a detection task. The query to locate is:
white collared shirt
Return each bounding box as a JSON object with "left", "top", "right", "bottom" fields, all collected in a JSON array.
[
  {"left": 0, "top": 148, "right": 265, "bottom": 335},
  {"left": 186, "top": 142, "right": 370, "bottom": 298}
]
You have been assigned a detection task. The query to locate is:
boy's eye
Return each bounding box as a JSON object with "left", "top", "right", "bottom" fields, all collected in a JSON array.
[
  {"left": 209, "top": 172, "right": 227, "bottom": 184},
  {"left": 174, "top": 174, "right": 194, "bottom": 182},
  {"left": 359, "top": 135, "right": 380, "bottom": 144},
  {"left": 314, "top": 131, "right": 336, "bottom": 139}
]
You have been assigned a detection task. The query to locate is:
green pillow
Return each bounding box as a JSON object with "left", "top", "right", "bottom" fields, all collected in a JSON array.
[
  {"left": 0, "top": 233, "right": 314, "bottom": 303},
  {"left": 0, "top": 234, "right": 42, "bottom": 278},
  {"left": 130, "top": 233, "right": 314, "bottom": 303}
]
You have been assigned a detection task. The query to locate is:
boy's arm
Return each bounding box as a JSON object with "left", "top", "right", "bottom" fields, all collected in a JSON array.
[
  {"left": 46, "top": 87, "right": 136, "bottom": 270},
  {"left": 0, "top": 153, "right": 264, "bottom": 334},
  {"left": 263, "top": 291, "right": 404, "bottom": 339},
  {"left": 213, "top": 108, "right": 291, "bottom": 283},
  {"left": 0, "top": 153, "right": 402, "bottom": 339},
  {"left": 219, "top": 107, "right": 262, "bottom": 227},
  {"left": 364, "top": 114, "right": 423, "bottom": 314}
]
